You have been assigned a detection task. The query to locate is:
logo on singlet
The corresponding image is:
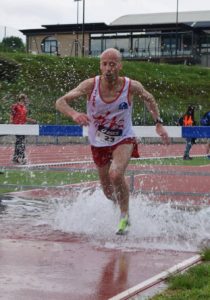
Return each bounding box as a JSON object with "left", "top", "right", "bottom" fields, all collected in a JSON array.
[
  {"left": 98, "top": 125, "right": 122, "bottom": 136},
  {"left": 118, "top": 102, "right": 128, "bottom": 110}
]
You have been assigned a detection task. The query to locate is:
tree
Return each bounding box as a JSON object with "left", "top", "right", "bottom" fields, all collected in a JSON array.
[{"left": 0, "top": 36, "right": 25, "bottom": 52}]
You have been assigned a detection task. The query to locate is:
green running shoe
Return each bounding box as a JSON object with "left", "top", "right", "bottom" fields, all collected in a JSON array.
[{"left": 116, "top": 216, "right": 130, "bottom": 235}]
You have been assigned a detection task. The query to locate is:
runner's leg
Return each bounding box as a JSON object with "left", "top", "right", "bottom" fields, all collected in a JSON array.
[
  {"left": 97, "top": 162, "right": 117, "bottom": 202},
  {"left": 109, "top": 143, "right": 133, "bottom": 215}
]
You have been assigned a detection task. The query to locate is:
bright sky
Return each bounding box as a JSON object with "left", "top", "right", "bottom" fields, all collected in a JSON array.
[{"left": 1, "top": 0, "right": 210, "bottom": 41}]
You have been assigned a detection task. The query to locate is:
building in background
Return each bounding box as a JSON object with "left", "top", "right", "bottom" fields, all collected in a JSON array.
[{"left": 20, "top": 11, "right": 210, "bottom": 66}]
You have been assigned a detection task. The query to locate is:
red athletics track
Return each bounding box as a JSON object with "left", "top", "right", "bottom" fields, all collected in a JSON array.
[
  {"left": 0, "top": 143, "right": 209, "bottom": 299},
  {"left": 0, "top": 142, "right": 208, "bottom": 167}
]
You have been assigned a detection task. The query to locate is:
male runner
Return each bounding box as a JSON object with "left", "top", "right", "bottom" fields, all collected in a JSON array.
[{"left": 56, "top": 48, "right": 170, "bottom": 234}]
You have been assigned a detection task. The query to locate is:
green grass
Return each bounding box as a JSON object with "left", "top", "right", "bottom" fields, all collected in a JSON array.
[
  {"left": 1, "top": 52, "right": 210, "bottom": 125},
  {"left": 0, "top": 169, "right": 98, "bottom": 193},
  {"left": 151, "top": 249, "right": 210, "bottom": 300},
  {"left": 202, "top": 248, "right": 210, "bottom": 262}
]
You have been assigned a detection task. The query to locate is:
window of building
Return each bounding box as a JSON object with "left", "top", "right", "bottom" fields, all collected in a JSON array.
[
  {"left": 133, "top": 36, "right": 160, "bottom": 57},
  {"left": 41, "top": 36, "right": 58, "bottom": 55},
  {"left": 90, "top": 39, "right": 102, "bottom": 56},
  {"left": 200, "top": 34, "right": 210, "bottom": 52},
  {"left": 90, "top": 36, "right": 131, "bottom": 57}
]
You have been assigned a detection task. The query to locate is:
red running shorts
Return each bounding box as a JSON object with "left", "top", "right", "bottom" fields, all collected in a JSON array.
[{"left": 91, "top": 137, "right": 140, "bottom": 167}]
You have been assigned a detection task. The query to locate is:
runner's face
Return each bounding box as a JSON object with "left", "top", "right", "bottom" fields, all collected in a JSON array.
[{"left": 100, "top": 54, "right": 122, "bottom": 82}]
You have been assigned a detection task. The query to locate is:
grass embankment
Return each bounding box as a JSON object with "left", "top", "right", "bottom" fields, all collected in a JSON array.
[
  {"left": 1, "top": 52, "right": 210, "bottom": 125},
  {"left": 151, "top": 249, "right": 210, "bottom": 300}
]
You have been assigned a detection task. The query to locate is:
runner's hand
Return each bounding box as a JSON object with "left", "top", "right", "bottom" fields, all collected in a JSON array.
[
  {"left": 155, "top": 124, "right": 170, "bottom": 145},
  {"left": 72, "top": 112, "right": 90, "bottom": 126}
]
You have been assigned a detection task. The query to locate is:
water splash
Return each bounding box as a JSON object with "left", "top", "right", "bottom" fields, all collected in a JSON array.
[
  {"left": 1, "top": 189, "right": 210, "bottom": 252},
  {"left": 51, "top": 189, "right": 210, "bottom": 252}
]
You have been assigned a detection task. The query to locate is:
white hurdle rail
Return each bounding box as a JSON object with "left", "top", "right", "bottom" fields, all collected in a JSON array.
[{"left": 0, "top": 124, "right": 210, "bottom": 138}]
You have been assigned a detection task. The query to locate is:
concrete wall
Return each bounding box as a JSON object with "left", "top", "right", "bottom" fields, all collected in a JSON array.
[
  {"left": 27, "top": 33, "right": 90, "bottom": 57},
  {"left": 0, "top": 135, "right": 187, "bottom": 145}
]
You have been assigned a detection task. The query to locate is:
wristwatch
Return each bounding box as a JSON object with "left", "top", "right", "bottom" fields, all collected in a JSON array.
[{"left": 155, "top": 117, "right": 163, "bottom": 124}]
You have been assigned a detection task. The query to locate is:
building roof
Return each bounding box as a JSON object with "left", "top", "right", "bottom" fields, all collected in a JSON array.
[
  {"left": 19, "top": 23, "right": 193, "bottom": 36},
  {"left": 20, "top": 11, "right": 210, "bottom": 36},
  {"left": 187, "top": 21, "right": 210, "bottom": 29},
  {"left": 20, "top": 23, "right": 110, "bottom": 35},
  {"left": 111, "top": 10, "right": 210, "bottom": 26}
]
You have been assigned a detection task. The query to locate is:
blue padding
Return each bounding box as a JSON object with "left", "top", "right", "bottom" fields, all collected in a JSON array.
[
  {"left": 39, "top": 125, "right": 83, "bottom": 136},
  {"left": 182, "top": 126, "right": 210, "bottom": 138}
]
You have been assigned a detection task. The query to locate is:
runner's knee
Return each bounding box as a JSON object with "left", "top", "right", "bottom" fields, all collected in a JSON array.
[{"left": 109, "top": 168, "right": 123, "bottom": 184}]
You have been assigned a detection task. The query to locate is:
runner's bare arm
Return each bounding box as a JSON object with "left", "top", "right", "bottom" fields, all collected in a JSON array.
[
  {"left": 55, "top": 78, "right": 94, "bottom": 125},
  {"left": 130, "top": 80, "right": 170, "bottom": 145},
  {"left": 130, "top": 80, "right": 160, "bottom": 121}
]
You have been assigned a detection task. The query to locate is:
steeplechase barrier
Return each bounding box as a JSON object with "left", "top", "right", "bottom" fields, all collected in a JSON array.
[{"left": 0, "top": 124, "right": 210, "bottom": 138}]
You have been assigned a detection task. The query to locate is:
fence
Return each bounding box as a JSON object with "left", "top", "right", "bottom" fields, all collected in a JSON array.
[{"left": 0, "top": 124, "right": 210, "bottom": 138}]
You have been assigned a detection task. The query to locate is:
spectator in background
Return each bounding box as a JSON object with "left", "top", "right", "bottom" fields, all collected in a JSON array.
[
  {"left": 178, "top": 105, "right": 196, "bottom": 160},
  {"left": 200, "top": 110, "right": 210, "bottom": 159},
  {"left": 206, "top": 140, "right": 210, "bottom": 159},
  {"left": 10, "top": 93, "right": 36, "bottom": 164}
]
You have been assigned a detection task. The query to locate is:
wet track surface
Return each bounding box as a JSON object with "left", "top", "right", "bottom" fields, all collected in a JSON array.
[
  {"left": 0, "top": 144, "right": 210, "bottom": 299},
  {"left": 1, "top": 190, "right": 210, "bottom": 299}
]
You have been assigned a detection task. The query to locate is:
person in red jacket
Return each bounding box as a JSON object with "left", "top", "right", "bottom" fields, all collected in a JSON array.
[
  {"left": 10, "top": 93, "right": 36, "bottom": 164},
  {"left": 179, "top": 105, "right": 196, "bottom": 160}
]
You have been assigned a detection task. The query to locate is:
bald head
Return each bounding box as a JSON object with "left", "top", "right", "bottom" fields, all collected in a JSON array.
[
  {"left": 100, "top": 48, "right": 122, "bottom": 62},
  {"left": 99, "top": 48, "right": 122, "bottom": 82}
]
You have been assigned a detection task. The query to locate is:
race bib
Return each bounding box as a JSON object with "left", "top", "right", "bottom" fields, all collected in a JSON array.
[{"left": 95, "top": 125, "right": 122, "bottom": 144}]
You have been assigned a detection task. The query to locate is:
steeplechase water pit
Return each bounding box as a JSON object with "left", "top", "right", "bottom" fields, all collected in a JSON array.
[
  {"left": 1, "top": 185, "right": 210, "bottom": 299},
  {"left": 0, "top": 143, "right": 210, "bottom": 299}
]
